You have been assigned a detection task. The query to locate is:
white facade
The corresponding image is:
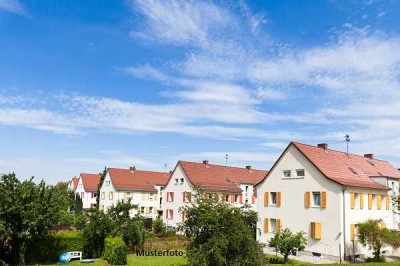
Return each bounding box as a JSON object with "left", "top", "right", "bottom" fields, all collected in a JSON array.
[
  {"left": 256, "top": 144, "right": 399, "bottom": 260},
  {"left": 75, "top": 178, "right": 97, "bottom": 210},
  {"left": 99, "top": 171, "right": 162, "bottom": 219},
  {"left": 163, "top": 163, "right": 258, "bottom": 228}
]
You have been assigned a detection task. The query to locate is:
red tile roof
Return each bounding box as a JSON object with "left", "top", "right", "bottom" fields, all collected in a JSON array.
[
  {"left": 257, "top": 142, "right": 399, "bottom": 190},
  {"left": 108, "top": 168, "right": 169, "bottom": 192},
  {"left": 177, "top": 161, "right": 268, "bottom": 193},
  {"left": 71, "top": 177, "right": 79, "bottom": 189},
  {"left": 80, "top": 173, "right": 101, "bottom": 192}
]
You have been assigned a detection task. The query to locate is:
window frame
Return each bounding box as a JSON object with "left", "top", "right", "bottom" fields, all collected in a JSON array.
[
  {"left": 283, "top": 170, "right": 291, "bottom": 178},
  {"left": 270, "top": 192, "right": 277, "bottom": 205},
  {"left": 270, "top": 219, "right": 277, "bottom": 233},
  {"left": 296, "top": 169, "right": 305, "bottom": 178},
  {"left": 312, "top": 192, "right": 321, "bottom": 207}
]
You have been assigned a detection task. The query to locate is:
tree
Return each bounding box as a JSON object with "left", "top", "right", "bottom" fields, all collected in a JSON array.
[
  {"left": 153, "top": 217, "right": 166, "bottom": 236},
  {"left": 356, "top": 219, "right": 392, "bottom": 261},
  {"left": 268, "top": 228, "right": 307, "bottom": 262},
  {"left": 0, "top": 173, "right": 66, "bottom": 265},
  {"left": 96, "top": 167, "right": 107, "bottom": 209},
  {"left": 178, "top": 189, "right": 263, "bottom": 266},
  {"left": 107, "top": 200, "right": 144, "bottom": 247}
]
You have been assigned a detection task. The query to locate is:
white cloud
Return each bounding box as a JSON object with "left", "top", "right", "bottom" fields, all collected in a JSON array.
[
  {"left": 130, "top": 0, "right": 233, "bottom": 46},
  {"left": 0, "top": 0, "right": 28, "bottom": 16}
]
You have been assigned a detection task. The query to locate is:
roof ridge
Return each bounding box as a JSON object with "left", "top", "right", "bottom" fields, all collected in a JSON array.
[
  {"left": 179, "top": 160, "right": 266, "bottom": 171},
  {"left": 292, "top": 142, "right": 389, "bottom": 162}
]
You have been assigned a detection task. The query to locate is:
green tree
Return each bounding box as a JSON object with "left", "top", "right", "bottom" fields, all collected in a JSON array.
[
  {"left": 268, "top": 228, "right": 307, "bottom": 263},
  {"left": 82, "top": 209, "right": 113, "bottom": 258},
  {"left": 0, "top": 173, "right": 66, "bottom": 265},
  {"left": 178, "top": 189, "right": 263, "bottom": 266},
  {"left": 107, "top": 200, "right": 144, "bottom": 247},
  {"left": 96, "top": 167, "right": 107, "bottom": 209},
  {"left": 153, "top": 217, "right": 166, "bottom": 236},
  {"left": 356, "top": 219, "right": 390, "bottom": 261}
]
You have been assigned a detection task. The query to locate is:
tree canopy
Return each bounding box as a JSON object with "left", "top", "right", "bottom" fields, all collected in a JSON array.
[
  {"left": 178, "top": 189, "right": 263, "bottom": 266},
  {"left": 268, "top": 228, "right": 307, "bottom": 262}
]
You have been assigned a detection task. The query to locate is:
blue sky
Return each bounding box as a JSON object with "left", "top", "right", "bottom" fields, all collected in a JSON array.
[{"left": 1, "top": 0, "right": 400, "bottom": 183}]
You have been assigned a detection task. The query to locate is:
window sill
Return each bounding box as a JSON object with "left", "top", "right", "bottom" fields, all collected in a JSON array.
[{"left": 282, "top": 177, "right": 304, "bottom": 180}]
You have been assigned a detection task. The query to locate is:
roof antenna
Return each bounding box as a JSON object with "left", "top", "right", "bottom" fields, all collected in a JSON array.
[
  {"left": 164, "top": 163, "right": 167, "bottom": 173},
  {"left": 225, "top": 154, "right": 229, "bottom": 169},
  {"left": 344, "top": 134, "right": 350, "bottom": 155}
]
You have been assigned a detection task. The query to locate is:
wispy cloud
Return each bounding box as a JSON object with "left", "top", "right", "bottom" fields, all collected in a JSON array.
[{"left": 0, "top": 0, "right": 28, "bottom": 16}]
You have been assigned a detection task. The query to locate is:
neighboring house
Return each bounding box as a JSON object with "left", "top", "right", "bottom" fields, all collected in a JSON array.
[
  {"left": 256, "top": 142, "right": 400, "bottom": 261},
  {"left": 163, "top": 160, "right": 268, "bottom": 228},
  {"left": 99, "top": 167, "right": 169, "bottom": 219},
  {"left": 75, "top": 173, "right": 101, "bottom": 210},
  {"left": 67, "top": 176, "right": 79, "bottom": 192}
]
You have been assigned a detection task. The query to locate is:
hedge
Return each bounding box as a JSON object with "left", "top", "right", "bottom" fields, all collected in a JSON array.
[
  {"left": 25, "top": 231, "right": 84, "bottom": 264},
  {"left": 103, "top": 237, "right": 127, "bottom": 265}
]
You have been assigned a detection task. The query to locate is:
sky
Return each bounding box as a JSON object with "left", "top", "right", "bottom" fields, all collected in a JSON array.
[{"left": 1, "top": 0, "right": 400, "bottom": 184}]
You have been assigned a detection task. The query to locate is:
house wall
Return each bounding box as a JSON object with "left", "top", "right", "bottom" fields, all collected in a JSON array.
[
  {"left": 75, "top": 178, "right": 97, "bottom": 209},
  {"left": 239, "top": 183, "right": 256, "bottom": 210},
  {"left": 163, "top": 164, "right": 193, "bottom": 228},
  {"left": 99, "top": 172, "right": 161, "bottom": 219},
  {"left": 257, "top": 145, "right": 343, "bottom": 259}
]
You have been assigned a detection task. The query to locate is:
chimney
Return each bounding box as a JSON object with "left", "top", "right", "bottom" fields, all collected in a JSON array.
[
  {"left": 364, "top": 154, "right": 374, "bottom": 160},
  {"left": 317, "top": 143, "right": 328, "bottom": 150},
  {"left": 129, "top": 166, "right": 136, "bottom": 173},
  {"left": 202, "top": 160, "right": 209, "bottom": 166},
  {"left": 246, "top": 165, "right": 252, "bottom": 170}
]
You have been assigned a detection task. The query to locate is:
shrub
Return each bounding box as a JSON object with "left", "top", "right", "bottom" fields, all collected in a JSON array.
[
  {"left": 161, "top": 229, "right": 177, "bottom": 237},
  {"left": 25, "top": 231, "right": 84, "bottom": 263},
  {"left": 103, "top": 237, "right": 127, "bottom": 265},
  {"left": 153, "top": 217, "right": 166, "bottom": 236},
  {"left": 267, "top": 256, "right": 287, "bottom": 264}
]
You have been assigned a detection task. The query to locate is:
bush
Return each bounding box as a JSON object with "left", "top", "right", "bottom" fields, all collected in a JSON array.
[
  {"left": 103, "top": 237, "right": 127, "bottom": 265},
  {"left": 268, "top": 256, "right": 287, "bottom": 264},
  {"left": 161, "top": 229, "right": 177, "bottom": 237},
  {"left": 153, "top": 217, "right": 166, "bottom": 236},
  {"left": 25, "top": 231, "right": 84, "bottom": 263}
]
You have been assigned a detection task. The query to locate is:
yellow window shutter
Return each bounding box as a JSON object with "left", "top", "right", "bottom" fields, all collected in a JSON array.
[
  {"left": 222, "top": 193, "right": 226, "bottom": 202},
  {"left": 276, "top": 219, "right": 281, "bottom": 232},
  {"left": 263, "top": 218, "right": 269, "bottom": 233},
  {"left": 381, "top": 222, "right": 387, "bottom": 229},
  {"left": 264, "top": 192, "right": 269, "bottom": 206},
  {"left": 368, "top": 194, "right": 372, "bottom": 209},
  {"left": 154, "top": 207, "right": 158, "bottom": 214},
  {"left": 315, "top": 222, "right": 322, "bottom": 239},
  {"left": 377, "top": 195, "right": 382, "bottom": 210},
  {"left": 145, "top": 207, "right": 149, "bottom": 214},
  {"left": 350, "top": 192, "right": 355, "bottom": 209},
  {"left": 386, "top": 195, "right": 390, "bottom": 210},
  {"left": 141, "top": 192, "right": 146, "bottom": 200},
  {"left": 321, "top": 192, "right": 327, "bottom": 209},
  {"left": 154, "top": 193, "right": 158, "bottom": 200},
  {"left": 304, "top": 192, "right": 311, "bottom": 208},
  {"left": 311, "top": 222, "right": 315, "bottom": 238},
  {"left": 350, "top": 224, "right": 356, "bottom": 241},
  {"left": 277, "top": 192, "right": 281, "bottom": 207},
  {"left": 360, "top": 193, "right": 364, "bottom": 209}
]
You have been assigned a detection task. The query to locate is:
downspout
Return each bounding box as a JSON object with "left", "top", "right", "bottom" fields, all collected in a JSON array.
[{"left": 342, "top": 186, "right": 348, "bottom": 262}]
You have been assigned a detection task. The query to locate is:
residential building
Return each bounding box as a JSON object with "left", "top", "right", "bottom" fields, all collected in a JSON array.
[
  {"left": 67, "top": 176, "right": 79, "bottom": 192},
  {"left": 163, "top": 160, "right": 268, "bottom": 228},
  {"left": 256, "top": 142, "right": 400, "bottom": 261},
  {"left": 75, "top": 173, "right": 101, "bottom": 210},
  {"left": 99, "top": 167, "right": 169, "bottom": 219}
]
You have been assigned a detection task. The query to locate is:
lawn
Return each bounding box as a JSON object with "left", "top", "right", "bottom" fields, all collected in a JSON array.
[{"left": 51, "top": 253, "right": 187, "bottom": 266}]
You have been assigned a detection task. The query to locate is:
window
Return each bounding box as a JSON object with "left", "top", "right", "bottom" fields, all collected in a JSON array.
[
  {"left": 166, "top": 209, "right": 173, "bottom": 220},
  {"left": 167, "top": 192, "right": 174, "bottom": 202},
  {"left": 109, "top": 192, "right": 113, "bottom": 200},
  {"left": 180, "top": 178, "right": 184, "bottom": 184},
  {"left": 81, "top": 192, "right": 84, "bottom": 199},
  {"left": 127, "top": 192, "right": 131, "bottom": 197},
  {"left": 234, "top": 194, "right": 239, "bottom": 203},
  {"left": 149, "top": 193, "right": 154, "bottom": 200},
  {"left": 174, "top": 178, "right": 178, "bottom": 184},
  {"left": 312, "top": 192, "right": 321, "bottom": 207},
  {"left": 270, "top": 192, "right": 277, "bottom": 205},
  {"left": 283, "top": 170, "right": 291, "bottom": 178},
  {"left": 208, "top": 193, "right": 214, "bottom": 199},
  {"left": 270, "top": 219, "right": 277, "bottom": 233},
  {"left": 245, "top": 186, "right": 249, "bottom": 192},
  {"left": 183, "top": 192, "right": 191, "bottom": 203},
  {"left": 101, "top": 192, "right": 105, "bottom": 199},
  {"left": 149, "top": 207, "right": 153, "bottom": 214},
  {"left": 296, "top": 169, "right": 305, "bottom": 178},
  {"left": 140, "top": 207, "right": 145, "bottom": 214},
  {"left": 225, "top": 194, "right": 230, "bottom": 202},
  {"left": 245, "top": 199, "right": 248, "bottom": 204}
]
